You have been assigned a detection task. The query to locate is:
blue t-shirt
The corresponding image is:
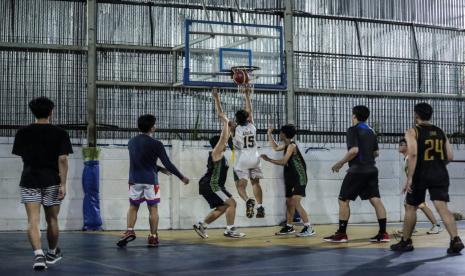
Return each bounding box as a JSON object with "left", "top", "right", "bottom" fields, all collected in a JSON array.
[{"left": 128, "top": 134, "right": 184, "bottom": 184}]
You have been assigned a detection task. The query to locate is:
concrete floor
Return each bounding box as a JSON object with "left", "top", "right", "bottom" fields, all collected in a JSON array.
[{"left": 2, "top": 222, "right": 464, "bottom": 275}]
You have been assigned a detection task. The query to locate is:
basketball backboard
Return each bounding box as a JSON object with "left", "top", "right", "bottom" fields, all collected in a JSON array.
[{"left": 183, "top": 20, "right": 286, "bottom": 89}]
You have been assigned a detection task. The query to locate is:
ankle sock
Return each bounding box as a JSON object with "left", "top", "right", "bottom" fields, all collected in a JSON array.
[{"left": 34, "top": 249, "right": 44, "bottom": 256}]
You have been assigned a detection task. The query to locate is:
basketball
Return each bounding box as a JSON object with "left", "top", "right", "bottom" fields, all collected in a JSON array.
[{"left": 232, "top": 69, "right": 249, "bottom": 85}]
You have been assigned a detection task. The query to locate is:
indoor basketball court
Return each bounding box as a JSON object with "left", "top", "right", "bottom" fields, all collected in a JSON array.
[{"left": 1, "top": 0, "right": 465, "bottom": 275}]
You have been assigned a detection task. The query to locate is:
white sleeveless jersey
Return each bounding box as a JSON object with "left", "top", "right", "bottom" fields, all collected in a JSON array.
[{"left": 233, "top": 123, "right": 261, "bottom": 170}]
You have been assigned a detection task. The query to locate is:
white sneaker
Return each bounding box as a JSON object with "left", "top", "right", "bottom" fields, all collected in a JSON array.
[
  {"left": 193, "top": 222, "right": 208, "bottom": 239},
  {"left": 427, "top": 224, "right": 443, "bottom": 235},
  {"left": 224, "top": 227, "right": 246, "bottom": 238},
  {"left": 296, "top": 226, "right": 316, "bottom": 237}
]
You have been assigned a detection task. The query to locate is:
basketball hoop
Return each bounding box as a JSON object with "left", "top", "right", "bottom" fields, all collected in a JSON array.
[{"left": 231, "top": 65, "right": 260, "bottom": 93}]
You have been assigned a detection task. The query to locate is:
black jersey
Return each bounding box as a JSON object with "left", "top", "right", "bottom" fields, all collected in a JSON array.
[
  {"left": 346, "top": 122, "right": 378, "bottom": 173},
  {"left": 283, "top": 142, "right": 308, "bottom": 185},
  {"left": 199, "top": 152, "right": 229, "bottom": 192},
  {"left": 413, "top": 124, "right": 449, "bottom": 184}
]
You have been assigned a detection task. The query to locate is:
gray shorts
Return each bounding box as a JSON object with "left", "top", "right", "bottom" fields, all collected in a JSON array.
[{"left": 20, "top": 185, "right": 61, "bottom": 206}]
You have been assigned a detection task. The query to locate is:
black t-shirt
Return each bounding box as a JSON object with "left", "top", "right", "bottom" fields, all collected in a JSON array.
[
  {"left": 346, "top": 122, "right": 378, "bottom": 173},
  {"left": 12, "top": 124, "right": 73, "bottom": 188}
]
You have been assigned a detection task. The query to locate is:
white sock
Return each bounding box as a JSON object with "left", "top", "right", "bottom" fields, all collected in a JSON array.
[
  {"left": 34, "top": 249, "right": 44, "bottom": 256},
  {"left": 201, "top": 222, "right": 208, "bottom": 228},
  {"left": 226, "top": 225, "right": 234, "bottom": 231},
  {"left": 286, "top": 224, "right": 293, "bottom": 228},
  {"left": 304, "top": 222, "right": 311, "bottom": 227},
  {"left": 257, "top": 204, "right": 262, "bottom": 208},
  {"left": 127, "top": 228, "right": 134, "bottom": 231},
  {"left": 48, "top": 248, "right": 56, "bottom": 255}
]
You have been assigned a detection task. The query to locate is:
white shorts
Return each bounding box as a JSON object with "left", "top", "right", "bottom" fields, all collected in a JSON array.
[
  {"left": 129, "top": 184, "right": 160, "bottom": 205},
  {"left": 233, "top": 167, "right": 263, "bottom": 181},
  {"left": 20, "top": 185, "right": 61, "bottom": 207}
]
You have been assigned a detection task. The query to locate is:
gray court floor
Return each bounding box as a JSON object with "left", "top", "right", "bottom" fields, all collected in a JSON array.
[{"left": 1, "top": 222, "right": 464, "bottom": 276}]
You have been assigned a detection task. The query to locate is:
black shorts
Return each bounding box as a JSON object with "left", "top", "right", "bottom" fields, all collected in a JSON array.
[
  {"left": 405, "top": 176, "right": 450, "bottom": 206},
  {"left": 284, "top": 174, "right": 307, "bottom": 198},
  {"left": 339, "top": 171, "right": 380, "bottom": 201},
  {"left": 200, "top": 186, "right": 232, "bottom": 209},
  {"left": 285, "top": 182, "right": 306, "bottom": 198}
]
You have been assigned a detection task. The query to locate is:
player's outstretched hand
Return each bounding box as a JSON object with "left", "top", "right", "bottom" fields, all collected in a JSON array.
[
  {"left": 182, "top": 177, "right": 190, "bottom": 185},
  {"left": 159, "top": 167, "right": 172, "bottom": 176},
  {"left": 331, "top": 161, "right": 343, "bottom": 173},
  {"left": 260, "top": 154, "right": 271, "bottom": 162}
]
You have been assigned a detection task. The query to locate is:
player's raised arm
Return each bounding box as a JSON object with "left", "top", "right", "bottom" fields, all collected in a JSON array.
[
  {"left": 212, "top": 88, "right": 224, "bottom": 116},
  {"left": 244, "top": 87, "right": 254, "bottom": 124},
  {"left": 267, "top": 125, "right": 285, "bottom": 151},
  {"left": 211, "top": 113, "right": 230, "bottom": 161}
]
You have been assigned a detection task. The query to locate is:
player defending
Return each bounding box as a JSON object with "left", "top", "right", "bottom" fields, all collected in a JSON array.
[
  {"left": 261, "top": 124, "right": 315, "bottom": 237},
  {"left": 391, "top": 103, "right": 463, "bottom": 253},
  {"left": 193, "top": 90, "right": 245, "bottom": 239},
  {"left": 324, "top": 105, "right": 390, "bottom": 243},
  {"left": 397, "top": 138, "right": 443, "bottom": 235},
  {"left": 232, "top": 87, "right": 265, "bottom": 218},
  {"left": 117, "top": 114, "right": 189, "bottom": 248}
]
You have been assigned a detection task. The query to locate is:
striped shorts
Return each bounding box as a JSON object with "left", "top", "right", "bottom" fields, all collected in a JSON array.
[{"left": 20, "top": 185, "right": 62, "bottom": 206}]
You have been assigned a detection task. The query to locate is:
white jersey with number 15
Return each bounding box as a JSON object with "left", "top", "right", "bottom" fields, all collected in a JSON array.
[{"left": 233, "top": 123, "right": 261, "bottom": 170}]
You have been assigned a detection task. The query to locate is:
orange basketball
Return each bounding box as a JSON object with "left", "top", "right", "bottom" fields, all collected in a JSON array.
[{"left": 232, "top": 70, "right": 249, "bottom": 85}]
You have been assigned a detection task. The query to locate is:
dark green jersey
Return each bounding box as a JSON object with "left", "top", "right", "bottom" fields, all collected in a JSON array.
[
  {"left": 284, "top": 142, "right": 308, "bottom": 186},
  {"left": 199, "top": 152, "right": 229, "bottom": 192},
  {"left": 413, "top": 124, "right": 449, "bottom": 182}
]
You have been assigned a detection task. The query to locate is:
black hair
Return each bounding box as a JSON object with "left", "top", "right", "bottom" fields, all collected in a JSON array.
[
  {"left": 235, "top": 109, "right": 249, "bottom": 126},
  {"left": 280, "top": 124, "right": 297, "bottom": 139},
  {"left": 137, "top": 114, "right": 156, "bottom": 133},
  {"left": 28, "top": 97, "right": 54, "bottom": 119},
  {"left": 209, "top": 135, "right": 221, "bottom": 148},
  {"left": 399, "top": 138, "right": 407, "bottom": 145},
  {"left": 414, "top": 102, "right": 433, "bottom": 121},
  {"left": 352, "top": 105, "right": 370, "bottom": 122}
]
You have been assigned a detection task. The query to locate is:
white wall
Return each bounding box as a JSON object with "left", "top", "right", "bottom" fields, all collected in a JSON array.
[{"left": 1, "top": 138, "right": 465, "bottom": 231}]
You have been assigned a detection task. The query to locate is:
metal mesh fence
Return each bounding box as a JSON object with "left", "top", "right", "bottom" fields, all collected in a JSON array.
[
  {"left": 296, "top": 93, "right": 465, "bottom": 145},
  {"left": 0, "top": 0, "right": 464, "bottom": 148},
  {"left": 96, "top": 87, "right": 287, "bottom": 142},
  {"left": 0, "top": 49, "right": 87, "bottom": 139}
]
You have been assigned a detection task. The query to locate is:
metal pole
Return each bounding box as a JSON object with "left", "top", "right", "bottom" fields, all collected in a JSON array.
[
  {"left": 87, "top": 0, "right": 97, "bottom": 147},
  {"left": 284, "top": 0, "right": 295, "bottom": 124}
]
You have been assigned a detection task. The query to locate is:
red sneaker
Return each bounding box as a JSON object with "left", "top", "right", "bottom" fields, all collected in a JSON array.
[
  {"left": 148, "top": 235, "right": 159, "bottom": 247},
  {"left": 370, "top": 232, "right": 390, "bottom": 242},
  {"left": 323, "top": 232, "right": 348, "bottom": 243},
  {"left": 116, "top": 230, "right": 136, "bottom": 247}
]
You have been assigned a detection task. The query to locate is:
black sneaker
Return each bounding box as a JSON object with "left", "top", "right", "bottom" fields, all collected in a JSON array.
[
  {"left": 256, "top": 206, "right": 265, "bottom": 218},
  {"left": 447, "top": 236, "right": 464, "bottom": 254},
  {"left": 33, "top": 254, "right": 47, "bottom": 270},
  {"left": 45, "top": 247, "right": 63, "bottom": 264},
  {"left": 390, "top": 238, "right": 414, "bottom": 252},
  {"left": 275, "top": 225, "right": 295, "bottom": 235},
  {"left": 246, "top": 199, "right": 256, "bottom": 218}
]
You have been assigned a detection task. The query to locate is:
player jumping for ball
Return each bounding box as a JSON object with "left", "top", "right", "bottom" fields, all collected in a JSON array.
[{"left": 215, "top": 71, "right": 265, "bottom": 219}]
